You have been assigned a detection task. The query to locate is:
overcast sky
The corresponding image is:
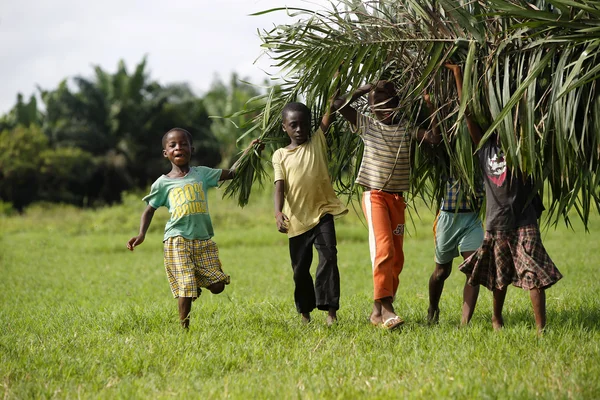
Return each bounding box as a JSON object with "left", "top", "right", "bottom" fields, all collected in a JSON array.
[{"left": 0, "top": 0, "right": 332, "bottom": 114}]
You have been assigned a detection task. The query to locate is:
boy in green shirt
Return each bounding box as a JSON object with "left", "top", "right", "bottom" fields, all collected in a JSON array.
[{"left": 127, "top": 127, "right": 258, "bottom": 328}]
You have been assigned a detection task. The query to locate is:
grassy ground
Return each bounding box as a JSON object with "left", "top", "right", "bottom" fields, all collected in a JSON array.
[{"left": 1, "top": 187, "right": 599, "bottom": 399}]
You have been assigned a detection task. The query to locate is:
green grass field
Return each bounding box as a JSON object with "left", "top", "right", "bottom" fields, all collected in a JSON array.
[{"left": 1, "top": 188, "right": 599, "bottom": 399}]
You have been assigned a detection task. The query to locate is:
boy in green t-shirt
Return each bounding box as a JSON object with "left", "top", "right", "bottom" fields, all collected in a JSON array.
[
  {"left": 272, "top": 102, "right": 348, "bottom": 326},
  {"left": 127, "top": 127, "right": 259, "bottom": 328}
]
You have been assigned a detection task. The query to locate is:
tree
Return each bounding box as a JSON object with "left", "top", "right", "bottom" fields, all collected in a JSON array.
[
  {"left": 228, "top": 0, "right": 600, "bottom": 227},
  {"left": 39, "top": 57, "right": 221, "bottom": 203},
  {"left": 0, "top": 125, "right": 48, "bottom": 210},
  {"left": 203, "top": 73, "right": 263, "bottom": 167},
  {"left": 0, "top": 94, "right": 42, "bottom": 132}
]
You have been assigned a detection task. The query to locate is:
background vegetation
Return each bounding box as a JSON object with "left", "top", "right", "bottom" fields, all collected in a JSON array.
[
  {"left": 1, "top": 188, "right": 599, "bottom": 399},
  {"left": 0, "top": 58, "right": 262, "bottom": 211}
]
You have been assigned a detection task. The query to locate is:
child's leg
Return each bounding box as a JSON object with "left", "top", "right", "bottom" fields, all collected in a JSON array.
[
  {"left": 289, "top": 231, "right": 316, "bottom": 320},
  {"left": 492, "top": 287, "right": 507, "bottom": 330},
  {"left": 370, "top": 301, "right": 382, "bottom": 325},
  {"left": 428, "top": 261, "right": 452, "bottom": 324},
  {"left": 460, "top": 250, "right": 479, "bottom": 325},
  {"left": 461, "top": 280, "right": 479, "bottom": 325},
  {"left": 530, "top": 288, "right": 546, "bottom": 334},
  {"left": 313, "top": 215, "right": 340, "bottom": 324},
  {"left": 178, "top": 297, "right": 193, "bottom": 329},
  {"left": 208, "top": 282, "right": 225, "bottom": 294},
  {"left": 362, "top": 192, "right": 403, "bottom": 325},
  {"left": 379, "top": 297, "right": 399, "bottom": 323}
]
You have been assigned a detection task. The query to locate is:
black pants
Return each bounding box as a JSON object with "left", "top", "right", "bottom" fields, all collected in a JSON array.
[{"left": 288, "top": 214, "right": 340, "bottom": 313}]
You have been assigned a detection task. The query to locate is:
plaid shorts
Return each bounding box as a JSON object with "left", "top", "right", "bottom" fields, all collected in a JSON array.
[
  {"left": 163, "top": 236, "right": 230, "bottom": 298},
  {"left": 458, "top": 224, "right": 562, "bottom": 291}
]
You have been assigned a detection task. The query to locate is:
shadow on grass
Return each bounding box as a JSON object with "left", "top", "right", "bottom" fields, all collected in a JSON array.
[{"left": 506, "top": 304, "right": 600, "bottom": 332}]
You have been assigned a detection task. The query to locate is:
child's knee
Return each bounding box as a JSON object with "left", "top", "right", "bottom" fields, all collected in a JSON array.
[
  {"left": 433, "top": 263, "right": 452, "bottom": 280},
  {"left": 208, "top": 282, "right": 225, "bottom": 294}
]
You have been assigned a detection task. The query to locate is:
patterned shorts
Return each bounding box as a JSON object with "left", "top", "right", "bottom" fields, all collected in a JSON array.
[
  {"left": 163, "top": 236, "right": 230, "bottom": 298},
  {"left": 458, "top": 224, "right": 562, "bottom": 291}
]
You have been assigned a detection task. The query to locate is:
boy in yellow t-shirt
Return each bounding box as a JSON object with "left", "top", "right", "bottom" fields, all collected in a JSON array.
[{"left": 272, "top": 102, "right": 348, "bottom": 326}]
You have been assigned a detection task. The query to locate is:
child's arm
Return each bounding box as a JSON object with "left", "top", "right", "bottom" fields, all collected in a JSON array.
[
  {"left": 445, "top": 63, "right": 483, "bottom": 146},
  {"left": 320, "top": 73, "right": 342, "bottom": 134},
  {"left": 127, "top": 204, "right": 157, "bottom": 251},
  {"left": 220, "top": 139, "right": 264, "bottom": 181},
  {"left": 274, "top": 180, "right": 289, "bottom": 233},
  {"left": 331, "top": 83, "right": 373, "bottom": 127},
  {"left": 320, "top": 91, "right": 338, "bottom": 134},
  {"left": 416, "top": 94, "right": 442, "bottom": 145}
]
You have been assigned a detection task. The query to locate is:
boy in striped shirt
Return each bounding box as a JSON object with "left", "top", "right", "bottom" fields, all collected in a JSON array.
[{"left": 333, "top": 81, "right": 441, "bottom": 330}]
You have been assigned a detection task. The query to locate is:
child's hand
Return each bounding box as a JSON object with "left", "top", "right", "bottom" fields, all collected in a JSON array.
[
  {"left": 250, "top": 139, "right": 265, "bottom": 153},
  {"left": 444, "top": 62, "right": 461, "bottom": 73},
  {"left": 127, "top": 235, "right": 145, "bottom": 251},
  {"left": 275, "top": 211, "right": 289, "bottom": 233}
]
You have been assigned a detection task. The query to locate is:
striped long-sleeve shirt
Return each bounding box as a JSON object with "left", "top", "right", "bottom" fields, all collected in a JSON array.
[{"left": 355, "top": 113, "right": 414, "bottom": 192}]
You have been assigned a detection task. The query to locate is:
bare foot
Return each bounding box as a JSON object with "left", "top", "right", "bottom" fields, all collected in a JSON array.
[
  {"left": 326, "top": 309, "right": 337, "bottom": 326},
  {"left": 492, "top": 316, "right": 504, "bottom": 331},
  {"left": 369, "top": 301, "right": 382, "bottom": 326},
  {"left": 380, "top": 297, "right": 398, "bottom": 323},
  {"left": 427, "top": 307, "right": 440, "bottom": 325},
  {"left": 301, "top": 312, "right": 311, "bottom": 324}
]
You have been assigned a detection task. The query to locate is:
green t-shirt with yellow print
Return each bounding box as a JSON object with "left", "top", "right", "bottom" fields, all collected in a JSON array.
[{"left": 143, "top": 166, "right": 222, "bottom": 241}]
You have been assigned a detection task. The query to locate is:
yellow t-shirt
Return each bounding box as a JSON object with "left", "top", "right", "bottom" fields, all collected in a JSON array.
[{"left": 272, "top": 128, "right": 348, "bottom": 238}]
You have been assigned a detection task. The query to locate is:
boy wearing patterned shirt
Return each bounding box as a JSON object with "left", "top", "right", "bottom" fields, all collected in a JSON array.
[
  {"left": 273, "top": 102, "right": 348, "bottom": 326},
  {"left": 333, "top": 81, "right": 441, "bottom": 330},
  {"left": 428, "top": 176, "right": 484, "bottom": 325},
  {"left": 127, "top": 127, "right": 258, "bottom": 328}
]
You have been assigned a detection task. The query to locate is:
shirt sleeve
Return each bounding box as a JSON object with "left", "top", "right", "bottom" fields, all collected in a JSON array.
[
  {"left": 355, "top": 113, "right": 371, "bottom": 137},
  {"left": 272, "top": 150, "right": 284, "bottom": 183},
  {"left": 142, "top": 178, "right": 167, "bottom": 209},
  {"left": 197, "top": 166, "right": 222, "bottom": 188},
  {"left": 313, "top": 127, "right": 326, "bottom": 147}
]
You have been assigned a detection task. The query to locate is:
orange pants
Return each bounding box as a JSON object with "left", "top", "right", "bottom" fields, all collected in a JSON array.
[{"left": 362, "top": 191, "right": 406, "bottom": 300}]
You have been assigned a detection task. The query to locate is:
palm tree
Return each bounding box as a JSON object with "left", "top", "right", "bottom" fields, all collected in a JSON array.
[
  {"left": 40, "top": 58, "right": 221, "bottom": 203},
  {"left": 204, "top": 73, "right": 264, "bottom": 167},
  {"left": 227, "top": 0, "right": 600, "bottom": 228}
]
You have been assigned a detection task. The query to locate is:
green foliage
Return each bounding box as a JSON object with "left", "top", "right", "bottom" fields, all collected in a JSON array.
[
  {"left": 0, "top": 125, "right": 48, "bottom": 209},
  {"left": 204, "top": 74, "right": 264, "bottom": 167},
  {"left": 0, "top": 57, "right": 230, "bottom": 208},
  {"left": 40, "top": 57, "right": 221, "bottom": 191},
  {"left": 38, "top": 147, "right": 95, "bottom": 205},
  {"left": 228, "top": 0, "right": 600, "bottom": 227},
  {"left": 1, "top": 191, "right": 599, "bottom": 398},
  {"left": 0, "top": 93, "right": 42, "bottom": 131}
]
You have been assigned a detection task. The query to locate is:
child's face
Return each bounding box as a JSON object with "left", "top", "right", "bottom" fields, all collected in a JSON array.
[
  {"left": 370, "top": 88, "right": 399, "bottom": 125},
  {"left": 163, "top": 130, "right": 194, "bottom": 167},
  {"left": 282, "top": 110, "right": 311, "bottom": 145}
]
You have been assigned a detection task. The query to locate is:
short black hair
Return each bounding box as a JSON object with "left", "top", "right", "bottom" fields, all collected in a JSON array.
[
  {"left": 281, "top": 102, "right": 311, "bottom": 122},
  {"left": 162, "top": 128, "right": 193, "bottom": 148}
]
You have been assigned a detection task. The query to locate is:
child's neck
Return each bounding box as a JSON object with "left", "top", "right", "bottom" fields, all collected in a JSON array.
[
  {"left": 166, "top": 164, "right": 191, "bottom": 178},
  {"left": 286, "top": 139, "right": 306, "bottom": 149}
]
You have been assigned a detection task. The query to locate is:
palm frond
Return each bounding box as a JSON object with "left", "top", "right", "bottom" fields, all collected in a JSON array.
[{"left": 224, "top": 0, "right": 600, "bottom": 228}]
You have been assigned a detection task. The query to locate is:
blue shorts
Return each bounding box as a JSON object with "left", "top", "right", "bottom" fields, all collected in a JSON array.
[{"left": 433, "top": 211, "right": 483, "bottom": 264}]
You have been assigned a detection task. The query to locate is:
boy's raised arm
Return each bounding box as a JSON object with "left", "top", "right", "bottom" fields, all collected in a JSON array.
[
  {"left": 127, "top": 204, "right": 157, "bottom": 251},
  {"left": 416, "top": 93, "right": 442, "bottom": 145},
  {"left": 332, "top": 83, "right": 373, "bottom": 127},
  {"left": 445, "top": 63, "right": 483, "bottom": 146},
  {"left": 320, "top": 89, "right": 340, "bottom": 134}
]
